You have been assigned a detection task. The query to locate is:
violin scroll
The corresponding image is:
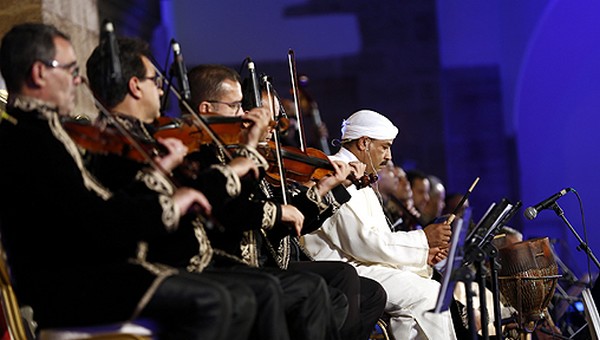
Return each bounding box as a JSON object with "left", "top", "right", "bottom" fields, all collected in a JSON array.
[{"left": 349, "top": 173, "right": 378, "bottom": 189}]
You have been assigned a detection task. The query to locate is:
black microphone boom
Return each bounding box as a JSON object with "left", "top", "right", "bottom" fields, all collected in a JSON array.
[
  {"left": 170, "top": 39, "right": 191, "bottom": 102},
  {"left": 524, "top": 188, "right": 572, "bottom": 220}
]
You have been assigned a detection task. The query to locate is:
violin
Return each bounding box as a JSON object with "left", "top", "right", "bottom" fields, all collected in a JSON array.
[
  {"left": 153, "top": 115, "right": 244, "bottom": 150},
  {"left": 258, "top": 140, "right": 376, "bottom": 189},
  {"left": 153, "top": 114, "right": 290, "bottom": 150},
  {"left": 62, "top": 117, "right": 167, "bottom": 162}
]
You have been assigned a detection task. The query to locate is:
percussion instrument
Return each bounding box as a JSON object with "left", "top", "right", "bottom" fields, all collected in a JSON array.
[{"left": 498, "top": 237, "right": 560, "bottom": 333}]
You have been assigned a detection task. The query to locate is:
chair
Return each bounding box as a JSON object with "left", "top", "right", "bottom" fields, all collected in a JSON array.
[
  {"left": 0, "top": 241, "right": 155, "bottom": 340},
  {"left": 369, "top": 316, "right": 391, "bottom": 340},
  {"left": 0, "top": 242, "right": 32, "bottom": 340}
]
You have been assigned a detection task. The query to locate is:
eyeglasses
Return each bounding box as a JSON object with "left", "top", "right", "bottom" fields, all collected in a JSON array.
[
  {"left": 207, "top": 100, "right": 243, "bottom": 113},
  {"left": 142, "top": 74, "right": 164, "bottom": 89},
  {"left": 38, "top": 59, "right": 80, "bottom": 78}
]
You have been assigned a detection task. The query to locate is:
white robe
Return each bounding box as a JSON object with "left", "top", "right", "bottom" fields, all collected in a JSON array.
[{"left": 303, "top": 147, "right": 457, "bottom": 340}]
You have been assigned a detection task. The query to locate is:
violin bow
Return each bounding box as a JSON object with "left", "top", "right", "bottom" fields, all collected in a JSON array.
[
  {"left": 260, "top": 75, "right": 290, "bottom": 203},
  {"left": 288, "top": 49, "right": 307, "bottom": 152},
  {"left": 246, "top": 57, "right": 292, "bottom": 203}
]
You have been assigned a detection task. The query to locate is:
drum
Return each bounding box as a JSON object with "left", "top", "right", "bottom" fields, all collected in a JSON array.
[{"left": 498, "top": 237, "right": 560, "bottom": 332}]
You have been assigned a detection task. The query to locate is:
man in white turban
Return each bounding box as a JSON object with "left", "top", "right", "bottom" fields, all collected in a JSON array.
[{"left": 303, "top": 109, "right": 457, "bottom": 339}]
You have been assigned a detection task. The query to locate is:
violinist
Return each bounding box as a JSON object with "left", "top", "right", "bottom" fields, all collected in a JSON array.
[
  {"left": 0, "top": 23, "right": 247, "bottom": 340},
  {"left": 246, "top": 83, "right": 388, "bottom": 340},
  {"left": 85, "top": 36, "right": 292, "bottom": 340},
  {"left": 302, "top": 109, "right": 457, "bottom": 340},
  {"left": 188, "top": 65, "right": 384, "bottom": 339},
  {"left": 186, "top": 63, "right": 349, "bottom": 340}
]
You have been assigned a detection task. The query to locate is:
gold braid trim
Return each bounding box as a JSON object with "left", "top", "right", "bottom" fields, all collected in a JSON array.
[
  {"left": 158, "top": 195, "right": 179, "bottom": 232},
  {"left": 306, "top": 185, "right": 331, "bottom": 213},
  {"left": 262, "top": 201, "right": 277, "bottom": 230},
  {"left": 9, "top": 96, "right": 113, "bottom": 200},
  {"left": 277, "top": 236, "right": 291, "bottom": 269},
  {"left": 240, "top": 230, "right": 259, "bottom": 267},
  {"left": 210, "top": 164, "right": 241, "bottom": 197},
  {"left": 213, "top": 249, "right": 254, "bottom": 266},
  {"left": 135, "top": 168, "right": 175, "bottom": 195},
  {"left": 255, "top": 178, "right": 290, "bottom": 269},
  {"left": 129, "top": 242, "right": 179, "bottom": 321},
  {"left": 135, "top": 169, "right": 180, "bottom": 231},
  {"left": 186, "top": 217, "right": 214, "bottom": 272}
]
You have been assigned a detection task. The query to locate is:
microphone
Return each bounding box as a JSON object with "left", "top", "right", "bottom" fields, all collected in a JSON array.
[
  {"left": 101, "top": 20, "right": 122, "bottom": 86},
  {"left": 524, "top": 188, "right": 572, "bottom": 220},
  {"left": 247, "top": 58, "right": 262, "bottom": 108},
  {"left": 170, "top": 39, "right": 191, "bottom": 101}
]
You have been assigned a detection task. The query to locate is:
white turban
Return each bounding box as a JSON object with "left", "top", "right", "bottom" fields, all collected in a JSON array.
[{"left": 340, "top": 109, "right": 398, "bottom": 141}]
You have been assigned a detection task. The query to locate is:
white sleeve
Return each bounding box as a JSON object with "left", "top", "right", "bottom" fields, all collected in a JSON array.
[{"left": 319, "top": 187, "right": 429, "bottom": 268}]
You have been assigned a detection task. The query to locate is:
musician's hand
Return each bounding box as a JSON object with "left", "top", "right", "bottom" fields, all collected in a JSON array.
[
  {"left": 316, "top": 160, "right": 351, "bottom": 195},
  {"left": 423, "top": 222, "right": 452, "bottom": 249},
  {"left": 155, "top": 137, "right": 188, "bottom": 172},
  {"left": 428, "top": 247, "right": 444, "bottom": 266},
  {"left": 280, "top": 204, "right": 304, "bottom": 237},
  {"left": 228, "top": 156, "right": 260, "bottom": 180},
  {"left": 172, "top": 187, "right": 212, "bottom": 216},
  {"left": 345, "top": 161, "right": 367, "bottom": 187},
  {"left": 242, "top": 107, "right": 270, "bottom": 147},
  {"left": 434, "top": 248, "right": 448, "bottom": 263}
]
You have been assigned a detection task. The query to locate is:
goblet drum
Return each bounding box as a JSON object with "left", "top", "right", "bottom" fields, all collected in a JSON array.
[{"left": 498, "top": 237, "right": 560, "bottom": 332}]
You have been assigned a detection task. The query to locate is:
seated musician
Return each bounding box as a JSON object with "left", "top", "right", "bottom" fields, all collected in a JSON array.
[
  {"left": 0, "top": 22, "right": 256, "bottom": 339},
  {"left": 85, "top": 35, "right": 297, "bottom": 339},
  {"left": 185, "top": 63, "right": 388, "bottom": 340},
  {"left": 303, "top": 109, "right": 456, "bottom": 340}
]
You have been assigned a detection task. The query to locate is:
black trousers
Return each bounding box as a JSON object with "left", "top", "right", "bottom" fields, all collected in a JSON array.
[
  {"left": 204, "top": 267, "right": 289, "bottom": 340},
  {"left": 230, "top": 264, "right": 342, "bottom": 340},
  {"left": 288, "top": 261, "right": 387, "bottom": 340},
  {"left": 141, "top": 271, "right": 256, "bottom": 340}
]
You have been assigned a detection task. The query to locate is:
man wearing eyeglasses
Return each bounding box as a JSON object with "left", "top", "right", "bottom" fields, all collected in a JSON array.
[
  {"left": 186, "top": 64, "right": 348, "bottom": 340},
  {"left": 0, "top": 23, "right": 260, "bottom": 340},
  {"left": 86, "top": 36, "right": 306, "bottom": 340},
  {"left": 1, "top": 27, "right": 81, "bottom": 115}
]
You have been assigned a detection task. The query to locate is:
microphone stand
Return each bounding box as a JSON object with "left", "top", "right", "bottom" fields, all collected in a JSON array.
[
  {"left": 550, "top": 202, "right": 600, "bottom": 270},
  {"left": 482, "top": 242, "right": 503, "bottom": 338},
  {"left": 455, "top": 265, "right": 478, "bottom": 340},
  {"left": 549, "top": 202, "right": 600, "bottom": 340},
  {"left": 471, "top": 246, "right": 491, "bottom": 340}
]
